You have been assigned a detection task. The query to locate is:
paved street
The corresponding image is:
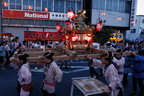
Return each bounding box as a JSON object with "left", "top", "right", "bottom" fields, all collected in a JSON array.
[{"left": 0, "top": 60, "right": 138, "bottom": 96}]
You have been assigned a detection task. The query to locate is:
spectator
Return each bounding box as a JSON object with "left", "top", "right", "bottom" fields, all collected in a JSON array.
[
  {"left": 0, "top": 41, "right": 7, "bottom": 70},
  {"left": 14, "top": 36, "right": 21, "bottom": 49},
  {"left": 29, "top": 44, "right": 34, "bottom": 49},
  {"left": 40, "top": 41, "right": 45, "bottom": 49},
  {"left": 21, "top": 40, "right": 28, "bottom": 49}
]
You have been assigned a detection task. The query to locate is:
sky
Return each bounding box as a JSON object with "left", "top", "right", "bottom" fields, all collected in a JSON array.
[{"left": 136, "top": 0, "right": 144, "bottom": 15}]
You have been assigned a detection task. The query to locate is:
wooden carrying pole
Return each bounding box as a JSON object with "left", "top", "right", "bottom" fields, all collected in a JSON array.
[
  {"left": 11, "top": 54, "right": 101, "bottom": 63},
  {"left": 56, "top": 45, "right": 77, "bottom": 57}
]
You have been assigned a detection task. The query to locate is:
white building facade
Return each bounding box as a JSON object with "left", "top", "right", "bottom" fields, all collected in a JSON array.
[
  {"left": 126, "top": 16, "right": 144, "bottom": 41},
  {"left": 126, "top": 0, "right": 144, "bottom": 41},
  {"left": 85, "top": 0, "right": 131, "bottom": 41}
]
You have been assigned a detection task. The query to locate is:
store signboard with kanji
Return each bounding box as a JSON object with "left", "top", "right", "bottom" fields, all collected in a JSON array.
[{"left": 24, "top": 31, "right": 64, "bottom": 41}]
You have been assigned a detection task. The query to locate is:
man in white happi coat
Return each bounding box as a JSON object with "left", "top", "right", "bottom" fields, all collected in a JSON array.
[
  {"left": 86, "top": 51, "right": 121, "bottom": 96},
  {"left": 112, "top": 48, "right": 125, "bottom": 82},
  {"left": 38, "top": 52, "right": 63, "bottom": 96},
  {"left": 10, "top": 54, "right": 32, "bottom": 96}
]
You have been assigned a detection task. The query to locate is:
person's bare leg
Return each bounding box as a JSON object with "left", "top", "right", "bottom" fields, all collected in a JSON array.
[
  {"left": 60, "top": 62, "right": 64, "bottom": 69},
  {"left": 1, "top": 58, "right": 7, "bottom": 70},
  {"left": 65, "top": 61, "right": 68, "bottom": 69}
]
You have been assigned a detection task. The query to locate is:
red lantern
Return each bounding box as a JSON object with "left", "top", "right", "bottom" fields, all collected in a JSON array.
[
  {"left": 131, "top": 21, "right": 135, "bottom": 24},
  {"left": 118, "top": 17, "right": 121, "bottom": 21},
  {"left": 68, "top": 11, "right": 74, "bottom": 20},
  {"left": 4, "top": 2, "right": 8, "bottom": 7},
  {"left": 65, "top": 22, "right": 72, "bottom": 32},
  {"left": 28, "top": 6, "right": 32, "bottom": 10},
  {"left": 96, "top": 22, "right": 103, "bottom": 32},
  {"left": 45, "top": 8, "right": 48, "bottom": 12},
  {"left": 56, "top": 24, "right": 62, "bottom": 32},
  {"left": 102, "top": 12, "right": 105, "bottom": 16}
]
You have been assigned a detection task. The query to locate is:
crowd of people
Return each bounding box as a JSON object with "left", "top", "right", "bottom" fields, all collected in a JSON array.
[
  {"left": 1, "top": 36, "right": 144, "bottom": 96},
  {"left": 87, "top": 40, "right": 144, "bottom": 96}
]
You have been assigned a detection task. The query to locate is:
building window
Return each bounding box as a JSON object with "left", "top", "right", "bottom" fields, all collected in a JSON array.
[
  {"left": 112, "top": 0, "right": 118, "bottom": 12},
  {"left": 125, "top": 1, "right": 131, "bottom": 13},
  {"left": 54, "top": 0, "right": 59, "bottom": 12},
  {"left": 42, "top": 0, "right": 53, "bottom": 12},
  {"left": 106, "top": 0, "right": 112, "bottom": 11},
  {"left": 99, "top": 0, "right": 105, "bottom": 10},
  {"left": 42, "top": 20, "right": 51, "bottom": 26},
  {"left": 92, "top": 0, "right": 98, "bottom": 10},
  {"left": 9, "top": 0, "right": 21, "bottom": 10},
  {"left": 48, "top": 0, "right": 53, "bottom": 12},
  {"left": 35, "top": 20, "right": 41, "bottom": 25},
  {"left": 66, "top": 1, "right": 71, "bottom": 12},
  {"left": 9, "top": 19, "right": 21, "bottom": 24},
  {"left": 142, "top": 19, "right": 144, "bottom": 23},
  {"left": 131, "top": 29, "right": 136, "bottom": 33},
  {"left": 71, "top": 2, "right": 75, "bottom": 13},
  {"left": 23, "top": 19, "right": 34, "bottom": 25},
  {"left": 77, "top": 2, "right": 81, "bottom": 12},
  {"left": 119, "top": 0, "right": 125, "bottom": 12},
  {"left": 3, "top": 18, "right": 8, "bottom": 24},
  {"left": 141, "top": 29, "right": 144, "bottom": 34},
  {"left": 23, "top": 0, "right": 34, "bottom": 11},
  {"left": 36, "top": 0, "right": 41, "bottom": 11}
]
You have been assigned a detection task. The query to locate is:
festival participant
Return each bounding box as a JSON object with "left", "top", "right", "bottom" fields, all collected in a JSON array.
[
  {"left": 127, "top": 50, "right": 144, "bottom": 96},
  {"left": 112, "top": 49, "right": 125, "bottom": 82},
  {"left": 38, "top": 52, "right": 63, "bottom": 96},
  {"left": 85, "top": 51, "right": 121, "bottom": 96},
  {"left": 10, "top": 53, "right": 32, "bottom": 96}
]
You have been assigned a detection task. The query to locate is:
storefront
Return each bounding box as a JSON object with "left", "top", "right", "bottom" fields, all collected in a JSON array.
[
  {"left": 1, "top": 0, "right": 83, "bottom": 43},
  {"left": 2, "top": 9, "right": 67, "bottom": 43}
]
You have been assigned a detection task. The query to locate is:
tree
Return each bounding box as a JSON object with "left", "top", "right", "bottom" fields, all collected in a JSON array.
[{"left": 93, "top": 27, "right": 113, "bottom": 45}]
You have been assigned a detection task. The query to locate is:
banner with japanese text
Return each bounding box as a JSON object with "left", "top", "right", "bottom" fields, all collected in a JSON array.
[{"left": 24, "top": 31, "right": 64, "bottom": 41}]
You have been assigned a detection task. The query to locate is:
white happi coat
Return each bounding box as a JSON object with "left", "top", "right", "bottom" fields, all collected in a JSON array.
[
  {"left": 92, "top": 59, "right": 121, "bottom": 96},
  {"left": 18, "top": 63, "right": 32, "bottom": 96},
  {"left": 43, "top": 61, "right": 63, "bottom": 93},
  {"left": 113, "top": 57, "right": 125, "bottom": 82}
]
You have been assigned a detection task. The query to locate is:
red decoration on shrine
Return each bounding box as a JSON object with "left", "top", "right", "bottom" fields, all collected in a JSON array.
[
  {"left": 96, "top": 22, "right": 103, "bottom": 32},
  {"left": 131, "top": 21, "right": 135, "bottom": 24},
  {"left": 4, "top": 2, "right": 8, "bottom": 7},
  {"left": 118, "top": 17, "right": 121, "bottom": 21},
  {"left": 72, "top": 37, "right": 76, "bottom": 41},
  {"left": 56, "top": 24, "right": 62, "bottom": 32},
  {"left": 65, "top": 22, "right": 72, "bottom": 32},
  {"left": 68, "top": 11, "right": 74, "bottom": 20},
  {"left": 102, "top": 12, "right": 105, "bottom": 16},
  {"left": 45, "top": 8, "right": 48, "bottom": 12},
  {"left": 28, "top": 6, "right": 32, "bottom": 10}
]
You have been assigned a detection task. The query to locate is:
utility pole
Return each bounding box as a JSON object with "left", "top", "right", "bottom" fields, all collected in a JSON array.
[{"left": 0, "top": 0, "right": 3, "bottom": 42}]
